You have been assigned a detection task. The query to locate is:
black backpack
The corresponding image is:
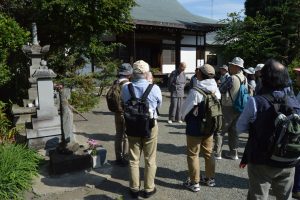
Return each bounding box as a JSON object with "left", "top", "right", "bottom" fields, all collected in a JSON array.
[
  {"left": 123, "top": 83, "right": 154, "bottom": 138},
  {"left": 264, "top": 95, "right": 300, "bottom": 166}
]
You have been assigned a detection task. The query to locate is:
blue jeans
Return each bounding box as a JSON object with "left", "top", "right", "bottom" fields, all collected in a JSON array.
[{"left": 293, "top": 165, "right": 300, "bottom": 192}]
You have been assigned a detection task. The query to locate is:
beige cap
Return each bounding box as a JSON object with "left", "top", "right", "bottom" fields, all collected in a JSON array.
[
  {"left": 197, "top": 64, "right": 215, "bottom": 77},
  {"left": 133, "top": 60, "right": 150, "bottom": 74}
]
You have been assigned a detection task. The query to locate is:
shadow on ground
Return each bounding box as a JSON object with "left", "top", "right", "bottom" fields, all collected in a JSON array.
[
  {"left": 76, "top": 132, "right": 115, "bottom": 142},
  {"left": 92, "top": 111, "right": 114, "bottom": 116},
  {"left": 157, "top": 143, "right": 186, "bottom": 155}
]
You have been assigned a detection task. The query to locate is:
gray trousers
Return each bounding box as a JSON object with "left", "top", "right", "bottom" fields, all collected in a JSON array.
[
  {"left": 247, "top": 164, "right": 295, "bottom": 200},
  {"left": 169, "top": 97, "right": 183, "bottom": 121},
  {"left": 114, "top": 112, "right": 128, "bottom": 161},
  {"left": 214, "top": 106, "right": 239, "bottom": 156}
]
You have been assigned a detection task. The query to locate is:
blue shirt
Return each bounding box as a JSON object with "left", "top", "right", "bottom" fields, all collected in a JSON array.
[{"left": 121, "top": 78, "right": 162, "bottom": 119}]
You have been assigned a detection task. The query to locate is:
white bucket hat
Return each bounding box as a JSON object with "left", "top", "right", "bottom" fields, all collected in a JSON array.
[
  {"left": 244, "top": 67, "right": 255, "bottom": 75},
  {"left": 255, "top": 64, "right": 264, "bottom": 71},
  {"left": 229, "top": 57, "right": 244, "bottom": 68}
]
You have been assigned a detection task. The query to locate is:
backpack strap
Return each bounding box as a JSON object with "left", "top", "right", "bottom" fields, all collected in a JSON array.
[
  {"left": 193, "top": 87, "right": 208, "bottom": 98},
  {"left": 234, "top": 74, "right": 246, "bottom": 85},
  {"left": 141, "top": 84, "right": 154, "bottom": 102},
  {"left": 261, "top": 94, "right": 282, "bottom": 112},
  {"left": 119, "top": 79, "right": 129, "bottom": 86},
  {"left": 128, "top": 83, "right": 137, "bottom": 100}
]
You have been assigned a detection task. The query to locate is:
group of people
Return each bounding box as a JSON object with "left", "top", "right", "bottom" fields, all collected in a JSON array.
[{"left": 108, "top": 58, "right": 300, "bottom": 199}]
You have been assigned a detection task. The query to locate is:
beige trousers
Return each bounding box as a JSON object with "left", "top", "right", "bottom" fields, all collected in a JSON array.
[
  {"left": 186, "top": 135, "right": 215, "bottom": 183},
  {"left": 128, "top": 122, "right": 158, "bottom": 193}
]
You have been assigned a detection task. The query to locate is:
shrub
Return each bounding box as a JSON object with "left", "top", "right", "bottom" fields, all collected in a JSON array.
[
  {"left": 0, "top": 143, "right": 42, "bottom": 200},
  {"left": 0, "top": 101, "right": 17, "bottom": 143}
]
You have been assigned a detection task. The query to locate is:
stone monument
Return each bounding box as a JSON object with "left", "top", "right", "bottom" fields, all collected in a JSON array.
[{"left": 26, "top": 61, "right": 62, "bottom": 149}]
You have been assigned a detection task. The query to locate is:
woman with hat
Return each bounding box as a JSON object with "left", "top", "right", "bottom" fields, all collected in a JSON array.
[{"left": 244, "top": 67, "right": 256, "bottom": 96}]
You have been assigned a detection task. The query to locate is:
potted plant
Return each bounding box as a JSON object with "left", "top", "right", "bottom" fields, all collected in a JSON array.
[{"left": 87, "top": 139, "right": 101, "bottom": 168}]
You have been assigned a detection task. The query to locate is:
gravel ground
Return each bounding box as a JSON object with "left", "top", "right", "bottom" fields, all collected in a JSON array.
[{"left": 26, "top": 92, "right": 279, "bottom": 200}]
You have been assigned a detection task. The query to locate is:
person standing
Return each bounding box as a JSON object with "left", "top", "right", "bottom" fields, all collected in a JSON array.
[
  {"left": 218, "top": 57, "right": 246, "bottom": 160},
  {"left": 244, "top": 67, "right": 256, "bottom": 96},
  {"left": 181, "top": 64, "right": 221, "bottom": 192},
  {"left": 110, "top": 63, "right": 132, "bottom": 166},
  {"left": 218, "top": 65, "right": 230, "bottom": 86},
  {"left": 168, "top": 62, "right": 187, "bottom": 124},
  {"left": 255, "top": 63, "right": 264, "bottom": 93},
  {"left": 121, "top": 60, "right": 162, "bottom": 199},
  {"left": 292, "top": 67, "right": 300, "bottom": 199},
  {"left": 237, "top": 59, "right": 299, "bottom": 200}
]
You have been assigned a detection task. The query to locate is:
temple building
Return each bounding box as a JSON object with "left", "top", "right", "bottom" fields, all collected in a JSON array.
[{"left": 115, "top": 0, "right": 223, "bottom": 77}]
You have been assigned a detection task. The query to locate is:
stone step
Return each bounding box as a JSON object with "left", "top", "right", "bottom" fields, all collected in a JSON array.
[{"left": 26, "top": 126, "right": 61, "bottom": 139}]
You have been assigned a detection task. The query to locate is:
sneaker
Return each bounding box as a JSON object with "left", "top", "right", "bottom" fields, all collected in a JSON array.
[
  {"left": 167, "top": 120, "right": 173, "bottom": 124},
  {"left": 215, "top": 155, "right": 222, "bottom": 160},
  {"left": 178, "top": 120, "right": 183, "bottom": 123},
  {"left": 129, "top": 189, "right": 139, "bottom": 199},
  {"left": 224, "top": 152, "right": 239, "bottom": 160},
  {"left": 206, "top": 178, "right": 216, "bottom": 187},
  {"left": 143, "top": 187, "right": 157, "bottom": 198},
  {"left": 183, "top": 179, "right": 200, "bottom": 192}
]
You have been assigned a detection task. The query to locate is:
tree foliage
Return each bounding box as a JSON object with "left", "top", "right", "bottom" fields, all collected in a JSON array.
[
  {"left": 0, "top": 0, "right": 135, "bottom": 110},
  {"left": 244, "top": 0, "right": 300, "bottom": 64},
  {"left": 215, "top": 12, "right": 278, "bottom": 66},
  {"left": 0, "top": 13, "right": 29, "bottom": 87}
]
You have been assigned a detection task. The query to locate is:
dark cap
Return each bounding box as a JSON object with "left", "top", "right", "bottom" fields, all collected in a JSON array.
[{"left": 118, "top": 63, "right": 133, "bottom": 75}]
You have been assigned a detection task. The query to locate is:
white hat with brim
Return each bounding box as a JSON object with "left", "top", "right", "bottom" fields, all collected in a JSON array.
[
  {"left": 255, "top": 64, "right": 264, "bottom": 72},
  {"left": 244, "top": 67, "right": 255, "bottom": 75},
  {"left": 229, "top": 57, "right": 244, "bottom": 69}
]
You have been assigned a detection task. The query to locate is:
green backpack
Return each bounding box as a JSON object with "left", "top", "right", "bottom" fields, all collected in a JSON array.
[
  {"left": 106, "top": 79, "right": 128, "bottom": 112},
  {"left": 193, "top": 87, "right": 223, "bottom": 135}
]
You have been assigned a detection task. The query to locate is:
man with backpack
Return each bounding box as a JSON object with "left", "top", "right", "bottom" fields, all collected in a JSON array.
[
  {"left": 106, "top": 63, "right": 132, "bottom": 166},
  {"left": 237, "top": 59, "right": 300, "bottom": 200},
  {"left": 121, "top": 60, "right": 162, "bottom": 199},
  {"left": 217, "top": 57, "right": 248, "bottom": 160},
  {"left": 181, "top": 64, "right": 221, "bottom": 192}
]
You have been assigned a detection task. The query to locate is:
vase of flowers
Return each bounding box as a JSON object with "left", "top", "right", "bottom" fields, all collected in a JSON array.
[{"left": 87, "top": 139, "right": 101, "bottom": 168}]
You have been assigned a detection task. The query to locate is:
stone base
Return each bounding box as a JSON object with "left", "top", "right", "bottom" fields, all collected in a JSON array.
[
  {"left": 49, "top": 146, "right": 91, "bottom": 175},
  {"left": 28, "top": 134, "right": 61, "bottom": 149},
  {"left": 26, "top": 126, "right": 61, "bottom": 139}
]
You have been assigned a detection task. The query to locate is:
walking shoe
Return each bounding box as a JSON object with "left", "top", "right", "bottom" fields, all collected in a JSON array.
[
  {"left": 215, "top": 155, "right": 222, "bottom": 160},
  {"left": 224, "top": 152, "right": 239, "bottom": 160},
  {"left": 205, "top": 178, "right": 216, "bottom": 187},
  {"left": 200, "top": 177, "right": 216, "bottom": 187},
  {"left": 183, "top": 179, "right": 200, "bottom": 192},
  {"left": 143, "top": 187, "right": 157, "bottom": 198},
  {"left": 129, "top": 189, "right": 139, "bottom": 199},
  {"left": 178, "top": 120, "right": 183, "bottom": 123},
  {"left": 167, "top": 120, "right": 173, "bottom": 124},
  {"left": 115, "top": 159, "right": 128, "bottom": 167}
]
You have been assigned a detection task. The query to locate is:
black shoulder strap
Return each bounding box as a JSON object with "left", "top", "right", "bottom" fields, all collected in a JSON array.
[
  {"left": 128, "top": 83, "right": 137, "bottom": 100},
  {"left": 141, "top": 84, "right": 154, "bottom": 101},
  {"left": 261, "top": 94, "right": 281, "bottom": 112}
]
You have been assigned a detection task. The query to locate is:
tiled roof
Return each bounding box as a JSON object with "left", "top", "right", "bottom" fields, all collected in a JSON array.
[{"left": 131, "top": 0, "right": 221, "bottom": 30}]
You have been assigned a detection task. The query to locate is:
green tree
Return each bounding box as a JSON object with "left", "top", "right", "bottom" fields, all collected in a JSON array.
[
  {"left": 0, "top": 13, "right": 29, "bottom": 87},
  {"left": 0, "top": 0, "right": 135, "bottom": 110},
  {"left": 245, "top": 0, "right": 300, "bottom": 64},
  {"left": 215, "top": 12, "right": 277, "bottom": 66}
]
